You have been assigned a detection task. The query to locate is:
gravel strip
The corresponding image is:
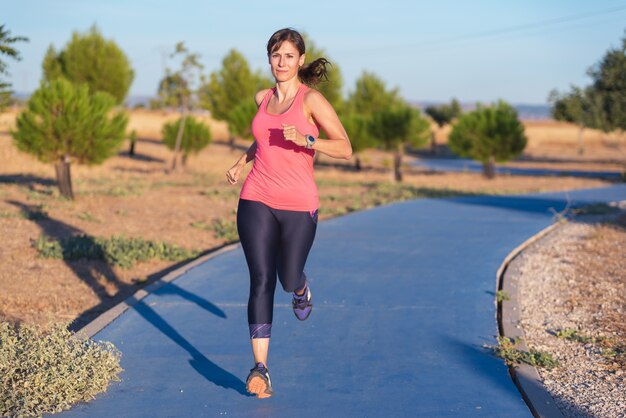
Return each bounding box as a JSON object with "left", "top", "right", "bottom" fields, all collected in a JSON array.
[{"left": 514, "top": 212, "right": 626, "bottom": 418}]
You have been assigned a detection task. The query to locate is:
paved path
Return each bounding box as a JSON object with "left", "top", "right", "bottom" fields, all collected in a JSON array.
[
  {"left": 55, "top": 185, "right": 626, "bottom": 418},
  {"left": 413, "top": 157, "right": 623, "bottom": 180}
]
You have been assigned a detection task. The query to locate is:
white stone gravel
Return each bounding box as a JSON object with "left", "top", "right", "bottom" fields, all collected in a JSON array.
[{"left": 514, "top": 219, "right": 626, "bottom": 418}]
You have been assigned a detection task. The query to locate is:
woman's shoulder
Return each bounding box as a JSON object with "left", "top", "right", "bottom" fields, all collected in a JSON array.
[
  {"left": 255, "top": 89, "right": 273, "bottom": 106},
  {"left": 303, "top": 87, "right": 330, "bottom": 109}
]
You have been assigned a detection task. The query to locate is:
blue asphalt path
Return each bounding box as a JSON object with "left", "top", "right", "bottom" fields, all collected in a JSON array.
[
  {"left": 56, "top": 185, "right": 626, "bottom": 418},
  {"left": 413, "top": 157, "right": 623, "bottom": 180}
]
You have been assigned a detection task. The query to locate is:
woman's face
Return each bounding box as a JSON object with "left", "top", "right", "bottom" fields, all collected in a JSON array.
[{"left": 269, "top": 41, "right": 305, "bottom": 83}]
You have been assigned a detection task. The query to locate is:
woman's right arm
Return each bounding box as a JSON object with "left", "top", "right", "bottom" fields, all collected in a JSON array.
[{"left": 226, "top": 141, "right": 256, "bottom": 185}]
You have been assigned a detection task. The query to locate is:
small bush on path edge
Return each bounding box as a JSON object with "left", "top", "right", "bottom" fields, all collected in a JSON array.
[{"left": 0, "top": 321, "right": 122, "bottom": 417}]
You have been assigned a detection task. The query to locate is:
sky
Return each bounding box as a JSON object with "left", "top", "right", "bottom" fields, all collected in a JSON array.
[{"left": 4, "top": 0, "right": 626, "bottom": 105}]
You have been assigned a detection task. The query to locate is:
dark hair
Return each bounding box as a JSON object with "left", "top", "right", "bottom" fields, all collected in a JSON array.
[{"left": 266, "top": 28, "right": 331, "bottom": 86}]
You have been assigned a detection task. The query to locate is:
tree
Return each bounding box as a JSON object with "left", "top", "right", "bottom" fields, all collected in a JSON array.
[
  {"left": 0, "top": 25, "right": 28, "bottom": 110},
  {"left": 227, "top": 99, "right": 258, "bottom": 141},
  {"left": 162, "top": 116, "right": 211, "bottom": 166},
  {"left": 370, "top": 104, "right": 430, "bottom": 182},
  {"left": 424, "top": 98, "right": 462, "bottom": 154},
  {"left": 42, "top": 25, "right": 134, "bottom": 104},
  {"left": 448, "top": 100, "right": 527, "bottom": 179},
  {"left": 198, "top": 49, "right": 270, "bottom": 148},
  {"left": 158, "top": 42, "right": 204, "bottom": 171},
  {"left": 548, "top": 87, "right": 608, "bottom": 155},
  {"left": 12, "top": 79, "right": 128, "bottom": 199},
  {"left": 347, "top": 71, "right": 401, "bottom": 115},
  {"left": 339, "top": 113, "right": 376, "bottom": 171},
  {"left": 154, "top": 72, "right": 188, "bottom": 109},
  {"left": 301, "top": 34, "right": 344, "bottom": 112},
  {"left": 588, "top": 30, "right": 626, "bottom": 133}
]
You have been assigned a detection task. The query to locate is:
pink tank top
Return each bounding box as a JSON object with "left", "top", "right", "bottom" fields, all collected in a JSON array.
[{"left": 240, "top": 84, "right": 320, "bottom": 211}]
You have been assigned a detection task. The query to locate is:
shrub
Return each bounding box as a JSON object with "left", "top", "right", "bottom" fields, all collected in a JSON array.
[
  {"left": 162, "top": 116, "right": 212, "bottom": 164},
  {"left": 33, "top": 234, "right": 198, "bottom": 269},
  {"left": 0, "top": 321, "right": 122, "bottom": 416}
]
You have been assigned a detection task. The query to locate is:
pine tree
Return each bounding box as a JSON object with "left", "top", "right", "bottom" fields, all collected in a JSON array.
[
  {"left": 448, "top": 101, "right": 527, "bottom": 178},
  {"left": 370, "top": 104, "right": 430, "bottom": 182},
  {"left": 41, "top": 25, "right": 134, "bottom": 104},
  {"left": 198, "top": 49, "right": 270, "bottom": 149},
  {"left": 227, "top": 99, "right": 258, "bottom": 141},
  {"left": 588, "top": 30, "right": 626, "bottom": 132},
  {"left": 340, "top": 113, "right": 376, "bottom": 171},
  {"left": 548, "top": 87, "right": 608, "bottom": 155},
  {"left": 11, "top": 79, "right": 128, "bottom": 198},
  {"left": 162, "top": 116, "right": 211, "bottom": 166},
  {"left": 0, "top": 25, "right": 28, "bottom": 110},
  {"left": 301, "top": 33, "right": 344, "bottom": 112},
  {"left": 347, "top": 71, "right": 401, "bottom": 115},
  {"left": 424, "top": 98, "right": 462, "bottom": 154}
]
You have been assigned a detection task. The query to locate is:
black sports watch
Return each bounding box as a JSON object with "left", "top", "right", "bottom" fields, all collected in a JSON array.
[{"left": 305, "top": 134, "right": 316, "bottom": 149}]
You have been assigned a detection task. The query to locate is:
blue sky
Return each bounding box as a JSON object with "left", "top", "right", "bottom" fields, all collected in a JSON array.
[{"left": 4, "top": 0, "right": 626, "bottom": 105}]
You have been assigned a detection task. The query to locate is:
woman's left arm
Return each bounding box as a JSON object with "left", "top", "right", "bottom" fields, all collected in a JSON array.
[{"left": 282, "top": 90, "right": 352, "bottom": 160}]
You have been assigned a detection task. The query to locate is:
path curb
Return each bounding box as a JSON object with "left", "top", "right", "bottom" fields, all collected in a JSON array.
[
  {"left": 496, "top": 222, "right": 566, "bottom": 418},
  {"left": 75, "top": 243, "right": 241, "bottom": 340}
]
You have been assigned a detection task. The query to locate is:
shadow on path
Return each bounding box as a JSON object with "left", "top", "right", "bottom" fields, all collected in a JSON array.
[
  {"left": 9, "top": 199, "right": 241, "bottom": 392},
  {"left": 129, "top": 295, "right": 247, "bottom": 396}
]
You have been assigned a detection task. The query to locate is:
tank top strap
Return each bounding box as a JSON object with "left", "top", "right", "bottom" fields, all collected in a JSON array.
[
  {"left": 260, "top": 88, "right": 275, "bottom": 107},
  {"left": 294, "top": 83, "right": 308, "bottom": 108}
]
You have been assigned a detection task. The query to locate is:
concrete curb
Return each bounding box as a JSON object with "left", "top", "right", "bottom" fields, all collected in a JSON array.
[
  {"left": 75, "top": 242, "right": 241, "bottom": 340},
  {"left": 496, "top": 222, "right": 566, "bottom": 418}
]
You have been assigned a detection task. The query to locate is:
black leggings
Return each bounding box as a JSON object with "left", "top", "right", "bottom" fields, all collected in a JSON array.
[{"left": 237, "top": 199, "right": 318, "bottom": 339}]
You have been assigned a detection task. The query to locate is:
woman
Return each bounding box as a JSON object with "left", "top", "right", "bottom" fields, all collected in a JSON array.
[{"left": 226, "top": 28, "right": 352, "bottom": 398}]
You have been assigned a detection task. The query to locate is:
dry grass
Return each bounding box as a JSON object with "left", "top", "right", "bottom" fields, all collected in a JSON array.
[{"left": 0, "top": 108, "right": 621, "bottom": 329}]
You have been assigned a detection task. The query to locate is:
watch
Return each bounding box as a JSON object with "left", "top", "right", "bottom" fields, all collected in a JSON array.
[{"left": 305, "top": 134, "right": 316, "bottom": 149}]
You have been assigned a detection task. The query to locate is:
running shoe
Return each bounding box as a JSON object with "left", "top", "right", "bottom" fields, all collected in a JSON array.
[
  {"left": 246, "top": 362, "right": 273, "bottom": 398},
  {"left": 292, "top": 284, "right": 313, "bottom": 321}
]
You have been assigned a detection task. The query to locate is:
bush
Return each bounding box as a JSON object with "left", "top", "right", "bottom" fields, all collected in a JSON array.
[
  {"left": 33, "top": 234, "right": 198, "bottom": 269},
  {"left": 0, "top": 321, "right": 122, "bottom": 416},
  {"left": 162, "top": 116, "right": 212, "bottom": 162}
]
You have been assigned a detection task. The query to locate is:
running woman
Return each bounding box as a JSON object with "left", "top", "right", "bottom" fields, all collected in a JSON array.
[{"left": 226, "top": 28, "right": 352, "bottom": 398}]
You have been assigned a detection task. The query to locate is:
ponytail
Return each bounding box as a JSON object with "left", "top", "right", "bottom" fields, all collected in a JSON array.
[{"left": 299, "top": 58, "right": 331, "bottom": 86}]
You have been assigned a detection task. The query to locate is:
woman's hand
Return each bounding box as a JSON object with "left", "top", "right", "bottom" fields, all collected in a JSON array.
[
  {"left": 282, "top": 124, "right": 307, "bottom": 147},
  {"left": 226, "top": 160, "right": 245, "bottom": 184}
]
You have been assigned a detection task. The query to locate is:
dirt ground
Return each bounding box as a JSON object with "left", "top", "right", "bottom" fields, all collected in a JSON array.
[
  {"left": 515, "top": 213, "right": 626, "bottom": 418},
  {"left": 0, "top": 108, "right": 624, "bottom": 330}
]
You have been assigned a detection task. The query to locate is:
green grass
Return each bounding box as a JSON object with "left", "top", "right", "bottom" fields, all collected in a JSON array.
[
  {"left": 32, "top": 234, "right": 199, "bottom": 269},
  {"left": 0, "top": 321, "right": 122, "bottom": 417},
  {"left": 76, "top": 211, "right": 101, "bottom": 223},
  {"left": 486, "top": 336, "right": 559, "bottom": 370},
  {"left": 555, "top": 328, "right": 625, "bottom": 363},
  {"left": 555, "top": 328, "right": 605, "bottom": 344},
  {"left": 190, "top": 220, "right": 213, "bottom": 231},
  {"left": 211, "top": 219, "right": 239, "bottom": 242},
  {"left": 496, "top": 290, "right": 511, "bottom": 302}
]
